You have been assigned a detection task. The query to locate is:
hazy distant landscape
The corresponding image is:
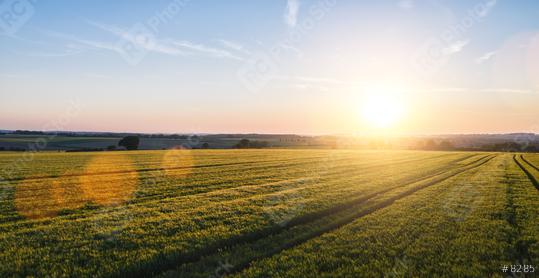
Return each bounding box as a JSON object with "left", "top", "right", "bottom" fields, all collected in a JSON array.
[{"left": 1, "top": 130, "right": 538, "bottom": 152}]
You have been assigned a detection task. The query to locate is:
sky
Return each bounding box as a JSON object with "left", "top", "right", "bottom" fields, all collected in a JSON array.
[{"left": 0, "top": 0, "right": 538, "bottom": 135}]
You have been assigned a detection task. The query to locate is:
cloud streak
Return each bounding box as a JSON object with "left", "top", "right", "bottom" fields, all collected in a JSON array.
[
  {"left": 272, "top": 75, "right": 353, "bottom": 85},
  {"left": 398, "top": 0, "right": 414, "bottom": 10},
  {"left": 476, "top": 51, "right": 496, "bottom": 64},
  {"left": 478, "top": 88, "right": 537, "bottom": 94},
  {"left": 217, "top": 39, "right": 251, "bottom": 55},
  {"left": 477, "top": 0, "right": 497, "bottom": 18},
  {"left": 429, "top": 87, "right": 537, "bottom": 95},
  {"left": 284, "top": 0, "right": 300, "bottom": 27},
  {"left": 40, "top": 22, "right": 247, "bottom": 62},
  {"left": 89, "top": 21, "right": 245, "bottom": 60},
  {"left": 442, "top": 40, "right": 470, "bottom": 55},
  {"left": 172, "top": 40, "right": 244, "bottom": 61},
  {"left": 87, "top": 21, "right": 189, "bottom": 56}
]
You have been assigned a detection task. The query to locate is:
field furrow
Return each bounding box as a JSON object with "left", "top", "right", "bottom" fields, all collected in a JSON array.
[
  {"left": 0, "top": 150, "right": 536, "bottom": 277},
  {"left": 161, "top": 155, "right": 495, "bottom": 277},
  {"left": 514, "top": 155, "right": 539, "bottom": 190},
  {"left": 231, "top": 154, "right": 538, "bottom": 277}
]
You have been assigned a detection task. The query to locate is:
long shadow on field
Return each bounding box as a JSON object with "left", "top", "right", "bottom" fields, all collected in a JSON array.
[
  {"left": 0, "top": 157, "right": 329, "bottom": 182},
  {"left": 2, "top": 153, "right": 454, "bottom": 183},
  {"left": 505, "top": 155, "right": 535, "bottom": 268},
  {"left": 520, "top": 155, "right": 539, "bottom": 172},
  {"left": 141, "top": 154, "right": 494, "bottom": 277},
  {"left": 2, "top": 153, "right": 459, "bottom": 223},
  {"left": 514, "top": 155, "right": 539, "bottom": 190},
  {"left": 127, "top": 152, "right": 466, "bottom": 206},
  {"left": 167, "top": 155, "right": 496, "bottom": 277}
]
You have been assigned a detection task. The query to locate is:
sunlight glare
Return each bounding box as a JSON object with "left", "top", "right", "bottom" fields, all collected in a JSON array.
[{"left": 361, "top": 86, "right": 406, "bottom": 129}]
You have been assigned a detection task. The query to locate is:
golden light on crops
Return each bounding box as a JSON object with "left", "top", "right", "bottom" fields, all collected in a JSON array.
[
  {"left": 15, "top": 172, "right": 92, "bottom": 219},
  {"left": 50, "top": 174, "right": 87, "bottom": 210},
  {"left": 14, "top": 173, "right": 83, "bottom": 219},
  {"left": 14, "top": 154, "right": 139, "bottom": 219},
  {"left": 15, "top": 178, "right": 61, "bottom": 219},
  {"left": 360, "top": 86, "right": 406, "bottom": 129},
  {"left": 161, "top": 147, "right": 194, "bottom": 178},
  {"left": 15, "top": 149, "right": 194, "bottom": 220},
  {"left": 79, "top": 154, "right": 138, "bottom": 206}
]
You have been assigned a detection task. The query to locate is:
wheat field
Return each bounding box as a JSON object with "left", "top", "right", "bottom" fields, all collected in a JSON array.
[{"left": 0, "top": 150, "right": 537, "bottom": 277}]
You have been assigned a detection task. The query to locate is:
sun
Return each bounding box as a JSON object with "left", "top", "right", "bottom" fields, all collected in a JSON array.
[{"left": 360, "top": 87, "right": 406, "bottom": 129}]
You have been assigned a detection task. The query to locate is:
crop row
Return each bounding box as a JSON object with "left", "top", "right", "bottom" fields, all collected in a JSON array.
[
  {"left": 162, "top": 154, "right": 495, "bottom": 277},
  {"left": 232, "top": 154, "right": 539, "bottom": 277},
  {"left": 0, "top": 150, "right": 466, "bottom": 222},
  {"left": 0, "top": 150, "right": 476, "bottom": 276}
]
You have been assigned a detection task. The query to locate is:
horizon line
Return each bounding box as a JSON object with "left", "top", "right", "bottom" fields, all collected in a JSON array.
[{"left": 1, "top": 129, "right": 537, "bottom": 137}]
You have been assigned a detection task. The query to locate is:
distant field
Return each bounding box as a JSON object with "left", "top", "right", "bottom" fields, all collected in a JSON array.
[
  {"left": 0, "top": 150, "right": 537, "bottom": 277},
  {"left": 0, "top": 135, "right": 123, "bottom": 150},
  {"left": 0, "top": 134, "right": 299, "bottom": 150}
]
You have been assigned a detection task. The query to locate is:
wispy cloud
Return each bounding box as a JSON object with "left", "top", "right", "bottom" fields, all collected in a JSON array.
[
  {"left": 442, "top": 40, "right": 470, "bottom": 55},
  {"left": 172, "top": 40, "right": 244, "bottom": 61},
  {"left": 278, "top": 43, "right": 303, "bottom": 58},
  {"left": 2, "top": 32, "right": 85, "bottom": 58},
  {"left": 429, "top": 87, "right": 537, "bottom": 94},
  {"left": 86, "top": 21, "right": 124, "bottom": 37},
  {"left": 398, "top": 0, "right": 414, "bottom": 10},
  {"left": 41, "top": 22, "right": 246, "bottom": 62},
  {"left": 284, "top": 0, "right": 300, "bottom": 27},
  {"left": 478, "top": 0, "right": 497, "bottom": 18},
  {"left": 83, "top": 73, "right": 112, "bottom": 79},
  {"left": 0, "top": 73, "right": 27, "bottom": 78},
  {"left": 2, "top": 33, "right": 54, "bottom": 47},
  {"left": 17, "top": 50, "right": 82, "bottom": 57},
  {"left": 217, "top": 39, "right": 251, "bottom": 55},
  {"left": 271, "top": 75, "right": 360, "bottom": 93},
  {"left": 292, "top": 83, "right": 330, "bottom": 92},
  {"left": 478, "top": 88, "right": 537, "bottom": 94},
  {"left": 476, "top": 50, "right": 496, "bottom": 64},
  {"left": 87, "top": 21, "right": 189, "bottom": 56},
  {"left": 40, "top": 29, "right": 120, "bottom": 53},
  {"left": 293, "top": 76, "right": 348, "bottom": 85},
  {"left": 272, "top": 75, "right": 351, "bottom": 85},
  {"left": 517, "top": 35, "right": 539, "bottom": 49},
  {"left": 430, "top": 87, "right": 471, "bottom": 93},
  {"left": 89, "top": 21, "right": 245, "bottom": 60},
  {"left": 10, "top": 42, "right": 85, "bottom": 58}
]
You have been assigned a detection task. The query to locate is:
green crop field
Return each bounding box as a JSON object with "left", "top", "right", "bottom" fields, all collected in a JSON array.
[{"left": 0, "top": 150, "right": 537, "bottom": 277}]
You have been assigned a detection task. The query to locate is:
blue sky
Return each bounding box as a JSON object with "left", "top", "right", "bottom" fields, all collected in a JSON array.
[{"left": 1, "top": 0, "right": 538, "bottom": 134}]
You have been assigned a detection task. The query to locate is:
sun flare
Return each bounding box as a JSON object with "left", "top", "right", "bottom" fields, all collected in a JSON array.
[{"left": 361, "top": 87, "right": 406, "bottom": 129}]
